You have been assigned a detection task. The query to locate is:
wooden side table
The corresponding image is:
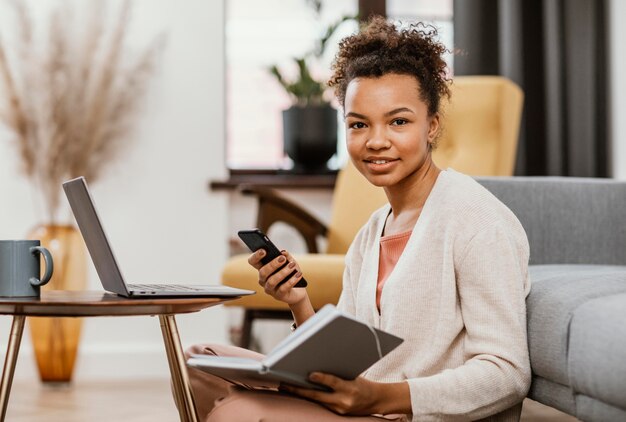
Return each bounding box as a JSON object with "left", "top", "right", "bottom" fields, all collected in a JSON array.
[{"left": 0, "top": 291, "right": 239, "bottom": 422}]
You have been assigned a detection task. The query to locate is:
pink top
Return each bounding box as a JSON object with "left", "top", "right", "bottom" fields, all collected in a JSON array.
[{"left": 376, "top": 230, "right": 412, "bottom": 311}]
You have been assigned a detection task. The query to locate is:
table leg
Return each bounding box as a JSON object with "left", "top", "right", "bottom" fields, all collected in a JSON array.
[
  {"left": 0, "top": 315, "right": 25, "bottom": 422},
  {"left": 159, "top": 315, "right": 198, "bottom": 422}
]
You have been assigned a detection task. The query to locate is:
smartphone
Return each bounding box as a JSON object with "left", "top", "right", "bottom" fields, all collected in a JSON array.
[{"left": 237, "top": 229, "right": 308, "bottom": 288}]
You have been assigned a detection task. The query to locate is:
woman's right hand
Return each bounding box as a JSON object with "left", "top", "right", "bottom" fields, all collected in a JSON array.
[{"left": 247, "top": 249, "right": 308, "bottom": 306}]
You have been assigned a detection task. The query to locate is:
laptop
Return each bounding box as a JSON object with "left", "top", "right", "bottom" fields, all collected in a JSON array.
[{"left": 62, "top": 176, "right": 255, "bottom": 298}]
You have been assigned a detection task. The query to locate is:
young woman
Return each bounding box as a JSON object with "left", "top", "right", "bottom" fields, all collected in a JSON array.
[{"left": 186, "top": 17, "right": 531, "bottom": 422}]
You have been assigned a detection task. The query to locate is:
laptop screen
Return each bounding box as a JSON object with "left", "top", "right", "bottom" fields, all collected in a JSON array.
[{"left": 63, "top": 177, "right": 129, "bottom": 296}]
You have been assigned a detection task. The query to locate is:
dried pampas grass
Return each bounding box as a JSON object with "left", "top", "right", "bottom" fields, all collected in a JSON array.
[{"left": 0, "top": 0, "right": 164, "bottom": 223}]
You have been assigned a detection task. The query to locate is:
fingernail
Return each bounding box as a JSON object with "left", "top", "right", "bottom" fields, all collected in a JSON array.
[
  {"left": 278, "top": 256, "right": 286, "bottom": 263},
  {"left": 288, "top": 261, "right": 296, "bottom": 269},
  {"left": 295, "top": 271, "right": 302, "bottom": 278},
  {"left": 258, "top": 249, "right": 265, "bottom": 256}
]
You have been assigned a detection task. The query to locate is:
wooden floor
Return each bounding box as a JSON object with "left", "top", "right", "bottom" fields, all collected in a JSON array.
[
  {"left": 6, "top": 379, "right": 580, "bottom": 421},
  {"left": 6, "top": 380, "right": 179, "bottom": 422}
]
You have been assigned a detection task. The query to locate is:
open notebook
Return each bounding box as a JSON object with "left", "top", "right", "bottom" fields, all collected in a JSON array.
[{"left": 187, "top": 304, "right": 403, "bottom": 390}]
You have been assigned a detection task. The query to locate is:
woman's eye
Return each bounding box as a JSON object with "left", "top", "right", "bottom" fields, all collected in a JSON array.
[
  {"left": 391, "top": 118, "right": 408, "bottom": 126},
  {"left": 349, "top": 122, "right": 366, "bottom": 129}
]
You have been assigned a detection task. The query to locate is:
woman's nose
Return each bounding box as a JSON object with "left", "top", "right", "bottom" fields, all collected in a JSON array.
[{"left": 365, "top": 127, "right": 391, "bottom": 150}]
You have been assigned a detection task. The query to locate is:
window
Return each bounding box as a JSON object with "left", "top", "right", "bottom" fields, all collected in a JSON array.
[{"left": 225, "top": 0, "right": 453, "bottom": 170}]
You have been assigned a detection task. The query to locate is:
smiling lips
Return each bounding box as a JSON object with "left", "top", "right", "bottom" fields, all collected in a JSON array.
[
  {"left": 364, "top": 157, "right": 398, "bottom": 164},
  {"left": 363, "top": 157, "right": 399, "bottom": 171}
]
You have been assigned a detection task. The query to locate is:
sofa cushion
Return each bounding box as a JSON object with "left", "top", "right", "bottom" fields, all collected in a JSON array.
[
  {"left": 478, "top": 177, "right": 626, "bottom": 266},
  {"left": 527, "top": 265, "right": 626, "bottom": 386},
  {"left": 569, "top": 292, "right": 626, "bottom": 410},
  {"left": 575, "top": 395, "right": 626, "bottom": 422}
]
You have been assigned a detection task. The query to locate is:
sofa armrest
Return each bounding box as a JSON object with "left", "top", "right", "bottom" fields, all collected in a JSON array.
[{"left": 240, "top": 185, "right": 328, "bottom": 253}]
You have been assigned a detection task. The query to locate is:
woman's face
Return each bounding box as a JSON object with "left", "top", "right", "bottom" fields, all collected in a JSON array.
[{"left": 344, "top": 73, "right": 439, "bottom": 189}]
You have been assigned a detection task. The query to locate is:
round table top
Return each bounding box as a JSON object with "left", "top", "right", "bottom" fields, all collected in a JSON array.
[{"left": 0, "top": 290, "right": 238, "bottom": 317}]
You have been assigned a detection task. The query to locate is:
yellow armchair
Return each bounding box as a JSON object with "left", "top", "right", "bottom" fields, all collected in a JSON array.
[
  {"left": 222, "top": 76, "right": 523, "bottom": 348},
  {"left": 434, "top": 76, "right": 523, "bottom": 175}
]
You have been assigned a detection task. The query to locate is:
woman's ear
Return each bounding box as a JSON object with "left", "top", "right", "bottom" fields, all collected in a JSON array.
[{"left": 428, "top": 113, "right": 440, "bottom": 144}]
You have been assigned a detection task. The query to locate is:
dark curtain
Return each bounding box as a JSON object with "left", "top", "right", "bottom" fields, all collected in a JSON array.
[{"left": 453, "top": 0, "right": 609, "bottom": 177}]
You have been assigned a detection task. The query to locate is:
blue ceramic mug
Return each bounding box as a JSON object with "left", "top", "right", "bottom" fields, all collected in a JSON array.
[{"left": 0, "top": 240, "right": 54, "bottom": 297}]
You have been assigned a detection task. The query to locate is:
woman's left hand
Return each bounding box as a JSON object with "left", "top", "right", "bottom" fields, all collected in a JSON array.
[{"left": 281, "top": 373, "right": 382, "bottom": 416}]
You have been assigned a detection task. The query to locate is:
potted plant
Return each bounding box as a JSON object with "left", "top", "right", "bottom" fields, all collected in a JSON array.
[{"left": 269, "top": 3, "right": 357, "bottom": 173}]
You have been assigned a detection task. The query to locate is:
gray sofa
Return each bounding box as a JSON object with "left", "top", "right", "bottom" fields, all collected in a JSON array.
[{"left": 477, "top": 177, "right": 626, "bottom": 422}]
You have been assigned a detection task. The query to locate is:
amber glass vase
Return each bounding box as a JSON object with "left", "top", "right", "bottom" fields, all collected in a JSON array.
[{"left": 27, "top": 224, "right": 86, "bottom": 383}]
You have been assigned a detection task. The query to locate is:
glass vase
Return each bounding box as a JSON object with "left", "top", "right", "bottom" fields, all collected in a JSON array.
[{"left": 27, "top": 224, "right": 86, "bottom": 383}]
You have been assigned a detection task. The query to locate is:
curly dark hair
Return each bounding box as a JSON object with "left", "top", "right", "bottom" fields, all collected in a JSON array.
[{"left": 328, "top": 17, "right": 451, "bottom": 116}]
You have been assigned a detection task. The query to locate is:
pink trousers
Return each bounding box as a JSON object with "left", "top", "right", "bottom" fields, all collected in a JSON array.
[{"left": 184, "top": 344, "right": 409, "bottom": 422}]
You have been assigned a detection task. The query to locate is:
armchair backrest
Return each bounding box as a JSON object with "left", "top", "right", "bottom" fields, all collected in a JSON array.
[
  {"left": 477, "top": 177, "right": 626, "bottom": 266},
  {"left": 433, "top": 76, "right": 523, "bottom": 176},
  {"left": 324, "top": 76, "right": 524, "bottom": 255}
]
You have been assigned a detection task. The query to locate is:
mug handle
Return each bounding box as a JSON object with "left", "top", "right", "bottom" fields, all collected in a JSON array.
[{"left": 29, "top": 246, "right": 54, "bottom": 287}]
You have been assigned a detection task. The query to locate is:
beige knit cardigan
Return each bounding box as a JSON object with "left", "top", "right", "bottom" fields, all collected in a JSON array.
[{"left": 337, "top": 169, "right": 531, "bottom": 422}]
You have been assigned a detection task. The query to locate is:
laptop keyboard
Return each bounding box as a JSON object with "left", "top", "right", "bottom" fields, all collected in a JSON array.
[{"left": 128, "top": 284, "right": 205, "bottom": 292}]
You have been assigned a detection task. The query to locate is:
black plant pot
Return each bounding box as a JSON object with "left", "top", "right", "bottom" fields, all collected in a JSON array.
[{"left": 282, "top": 104, "right": 337, "bottom": 173}]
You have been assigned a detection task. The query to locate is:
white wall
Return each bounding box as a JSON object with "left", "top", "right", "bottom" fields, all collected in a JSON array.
[
  {"left": 0, "top": 0, "right": 229, "bottom": 380},
  {"left": 609, "top": 0, "right": 626, "bottom": 179}
]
